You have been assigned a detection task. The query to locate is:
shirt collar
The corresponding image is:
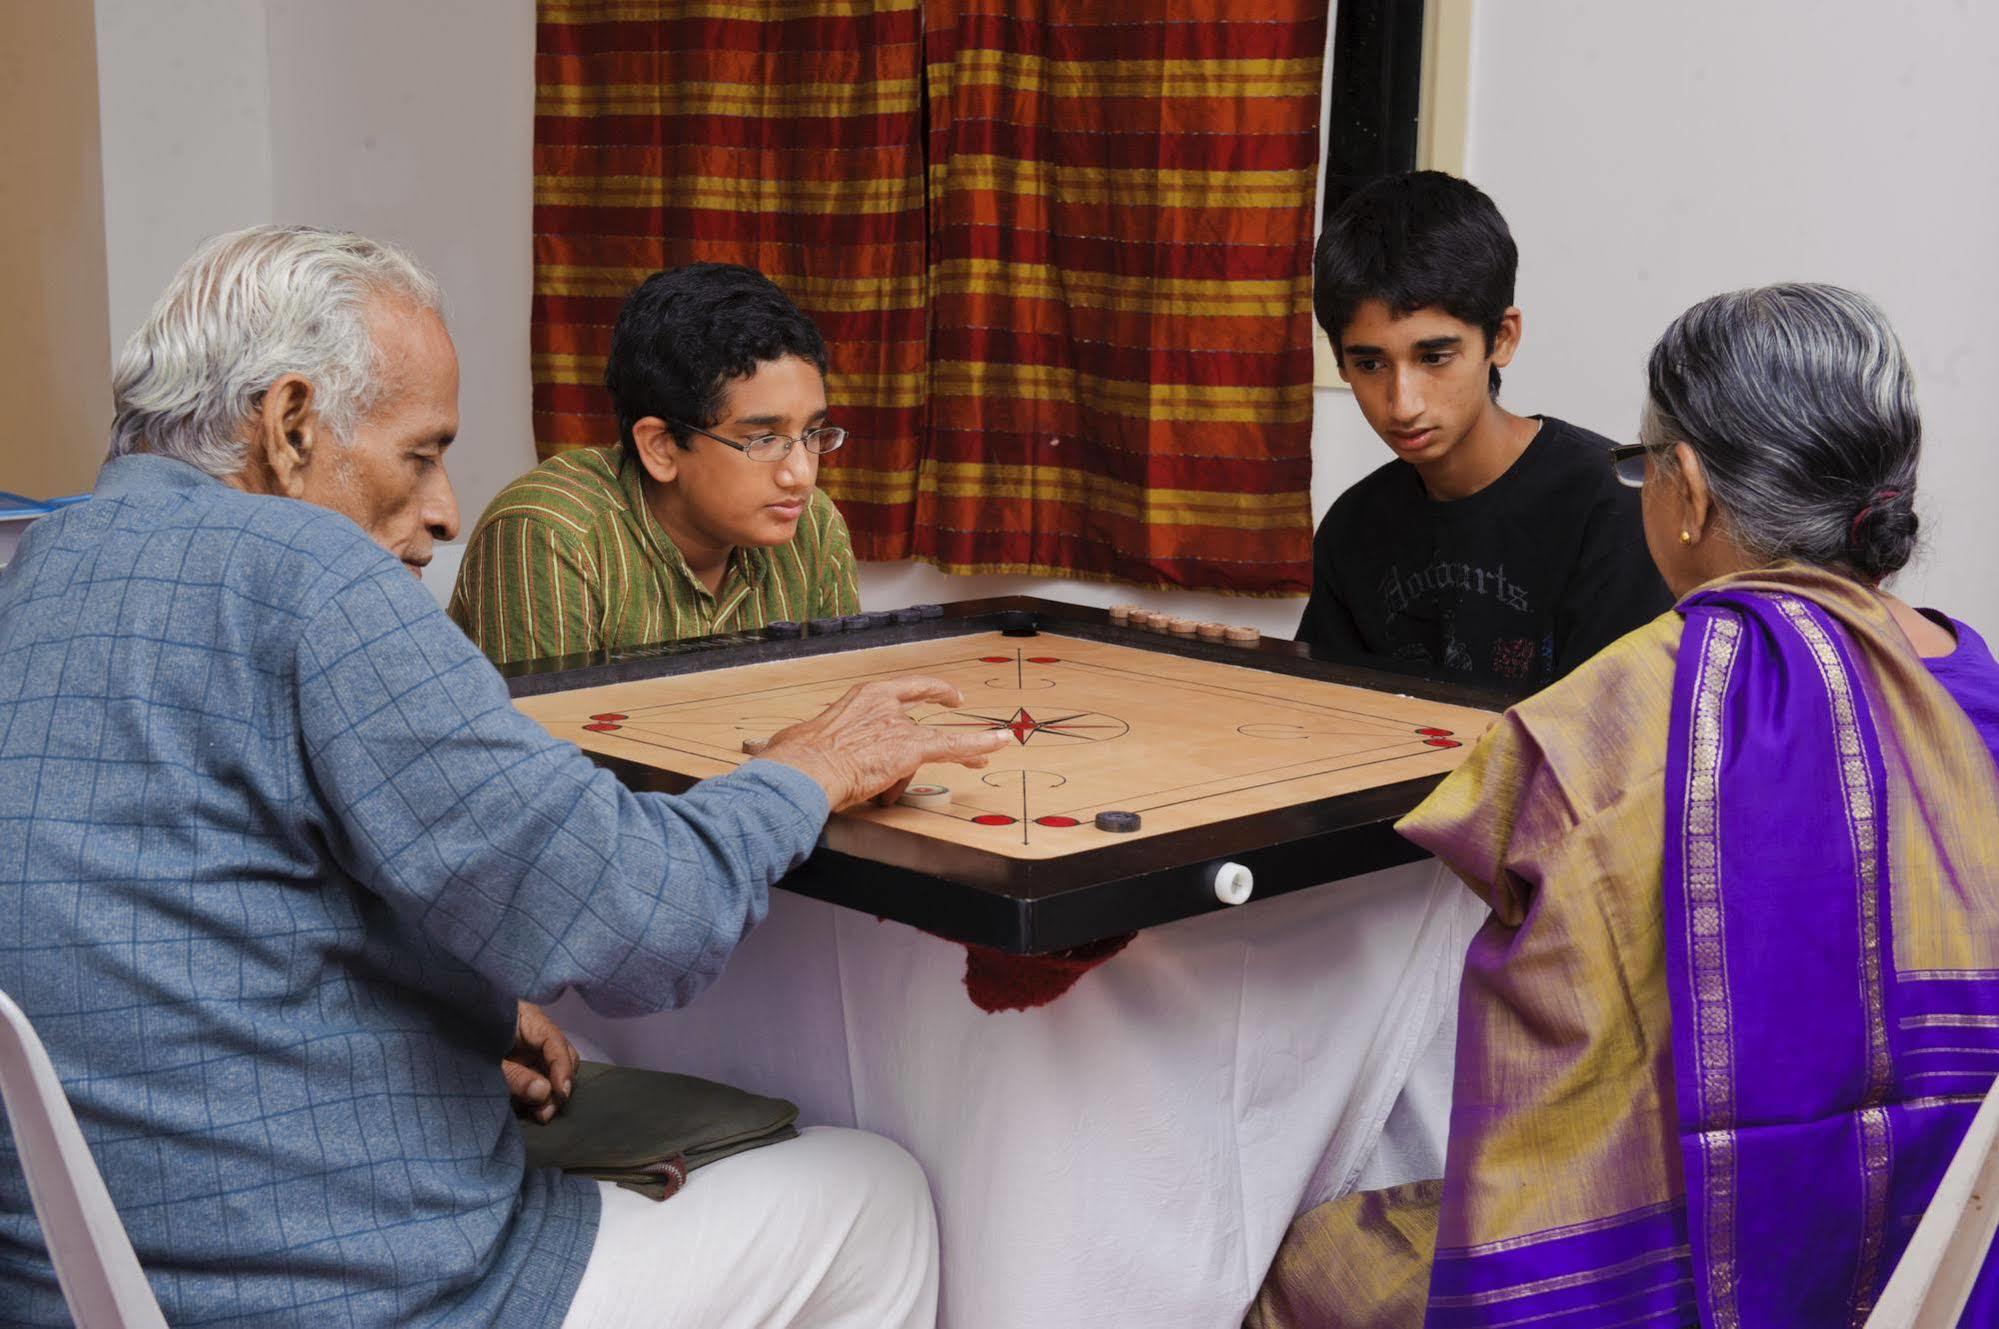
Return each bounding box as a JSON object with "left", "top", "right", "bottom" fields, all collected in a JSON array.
[
  {"left": 615, "top": 448, "right": 769, "bottom": 604},
  {"left": 93, "top": 451, "right": 222, "bottom": 500}
]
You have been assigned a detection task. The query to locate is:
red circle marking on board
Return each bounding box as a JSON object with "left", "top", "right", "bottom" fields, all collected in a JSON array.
[
  {"left": 972, "top": 814, "right": 1018, "bottom": 826},
  {"left": 1424, "top": 738, "right": 1462, "bottom": 748},
  {"left": 1034, "top": 815, "right": 1080, "bottom": 827},
  {"left": 583, "top": 723, "right": 621, "bottom": 733},
  {"left": 590, "top": 712, "right": 628, "bottom": 723},
  {"left": 979, "top": 656, "right": 1012, "bottom": 663},
  {"left": 1415, "top": 726, "right": 1453, "bottom": 737},
  {"left": 1025, "top": 656, "right": 1060, "bottom": 665}
]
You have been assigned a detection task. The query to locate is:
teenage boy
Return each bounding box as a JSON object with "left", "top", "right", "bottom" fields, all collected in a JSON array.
[
  {"left": 1298, "top": 172, "right": 1670, "bottom": 691},
  {"left": 451, "top": 263, "right": 860, "bottom": 665}
]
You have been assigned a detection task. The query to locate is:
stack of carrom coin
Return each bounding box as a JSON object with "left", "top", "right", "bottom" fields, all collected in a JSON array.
[
  {"left": 1225, "top": 625, "right": 1261, "bottom": 647},
  {"left": 1168, "top": 617, "right": 1199, "bottom": 637},
  {"left": 1196, "top": 622, "right": 1227, "bottom": 642}
]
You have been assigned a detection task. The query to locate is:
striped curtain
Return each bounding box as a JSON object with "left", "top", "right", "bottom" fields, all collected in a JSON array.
[
  {"left": 532, "top": 1, "right": 930, "bottom": 557},
  {"left": 913, "top": 1, "right": 1323, "bottom": 591},
  {"left": 534, "top": 1, "right": 1324, "bottom": 592}
]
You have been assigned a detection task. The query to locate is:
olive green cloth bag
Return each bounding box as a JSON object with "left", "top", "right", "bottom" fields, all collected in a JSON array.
[{"left": 520, "top": 1060, "right": 800, "bottom": 1201}]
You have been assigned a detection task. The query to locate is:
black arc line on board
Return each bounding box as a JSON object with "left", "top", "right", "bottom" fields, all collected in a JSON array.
[
  {"left": 979, "top": 647, "right": 1054, "bottom": 691},
  {"left": 981, "top": 769, "right": 1066, "bottom": 844}
]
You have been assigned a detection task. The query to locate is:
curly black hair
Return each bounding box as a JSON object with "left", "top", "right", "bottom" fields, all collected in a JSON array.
[{"left": 604, "top": 263, "right": 830, "bottom": 453}]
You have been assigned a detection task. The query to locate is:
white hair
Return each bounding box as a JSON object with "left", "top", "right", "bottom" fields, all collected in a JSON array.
[{"left": 107, "top": 224, "right": 444, "bottom": 479}]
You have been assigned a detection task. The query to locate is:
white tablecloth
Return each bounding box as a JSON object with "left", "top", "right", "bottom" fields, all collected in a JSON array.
[{"left": 554, "top": 859, "right": 1484, "bottom": 1329}]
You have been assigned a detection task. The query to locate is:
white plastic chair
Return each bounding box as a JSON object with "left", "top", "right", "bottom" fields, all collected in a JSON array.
[
  {"left": 1866, "top": 1068, "right": 1999, "bottom": 1328},
  {"left": 0, "top": 989, "right": 167, "bottom": 1327}
]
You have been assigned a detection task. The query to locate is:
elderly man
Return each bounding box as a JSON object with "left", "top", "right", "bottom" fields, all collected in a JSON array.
[{"left": 0, "top": 225, "right": 1005, "bottom": 1327}]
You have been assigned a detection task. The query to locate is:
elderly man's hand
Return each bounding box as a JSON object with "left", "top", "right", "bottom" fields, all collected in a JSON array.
[
  {"left": 756, "top": 676, "right": 1013, "bottom": 811},
  {"left": 504, "top": 1000, "right": 579, "bottom": 1124}
]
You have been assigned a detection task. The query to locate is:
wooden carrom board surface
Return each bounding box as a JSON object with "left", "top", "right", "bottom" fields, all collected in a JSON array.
[{"left": 515, "top": 630, "right": 1498, "bottom": 861}]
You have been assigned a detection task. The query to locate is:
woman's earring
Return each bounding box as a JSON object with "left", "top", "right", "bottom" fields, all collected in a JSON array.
[{"left": 1679, "top": 529, "right": 1693, "bottom": 545}]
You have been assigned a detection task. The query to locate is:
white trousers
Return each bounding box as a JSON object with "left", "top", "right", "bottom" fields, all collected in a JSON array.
[{"left": 560, "top": 1126, "right": 940, "bottom": 1328}]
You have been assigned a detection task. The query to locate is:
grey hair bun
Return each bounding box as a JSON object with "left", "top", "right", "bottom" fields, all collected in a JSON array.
[{"left": 1642, "top": 283, "right": 1922, "bottom": 583}]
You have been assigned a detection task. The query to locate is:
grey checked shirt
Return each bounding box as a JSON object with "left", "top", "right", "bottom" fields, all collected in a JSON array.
[{"left": 0, "top": 454, "right": 828, "bottom": 1325}]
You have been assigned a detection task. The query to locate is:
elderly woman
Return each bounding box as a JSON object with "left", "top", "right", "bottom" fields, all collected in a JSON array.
[{"left": 1251, "top": 283, "right": 1999, "bottom": 1327}]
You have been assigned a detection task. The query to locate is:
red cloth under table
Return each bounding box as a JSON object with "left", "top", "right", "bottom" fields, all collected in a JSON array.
[{"left": 959, "top": 935, "right": 1137, "bottom": 1013}]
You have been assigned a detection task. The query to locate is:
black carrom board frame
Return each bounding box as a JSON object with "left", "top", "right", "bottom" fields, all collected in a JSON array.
[{"left": 501, "top": 598, "right": 1509, "bottom": 955}]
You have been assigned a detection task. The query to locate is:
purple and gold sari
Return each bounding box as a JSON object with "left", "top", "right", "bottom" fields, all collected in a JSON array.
[{"left": 1249, "top": 566, "right": 1999, "bottom": 1328}]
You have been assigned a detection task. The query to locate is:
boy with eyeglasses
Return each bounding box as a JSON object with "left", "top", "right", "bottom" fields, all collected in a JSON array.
[
  {"left": 452, "top": 264, "right": 860, "bottom": 665},
  {"left": 1298, "top": 172, "right": 1669, "bottom": 692}
]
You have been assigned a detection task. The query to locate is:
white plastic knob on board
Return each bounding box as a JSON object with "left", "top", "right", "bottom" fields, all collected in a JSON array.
[{"left": 1211, "top": 862, "right": 1254, "bottom": 906}]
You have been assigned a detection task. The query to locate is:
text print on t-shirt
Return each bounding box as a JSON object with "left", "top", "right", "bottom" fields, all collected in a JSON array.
[{"left": 1378, "top": 560, "right": 1531, "bottom": 617}]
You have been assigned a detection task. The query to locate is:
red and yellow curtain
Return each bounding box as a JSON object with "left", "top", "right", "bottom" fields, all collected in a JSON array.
[
  {"left": 532, "top": 1, "right": 929, "bottom": 522},
  {"left": 534, "top": 1, "right": 1324, "bottom": 594}
]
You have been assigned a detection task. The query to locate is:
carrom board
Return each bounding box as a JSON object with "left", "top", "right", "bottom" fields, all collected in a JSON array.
[
  {"left": 503, "top": 599, "right": 1505, "bottom": 954},
  {"left": 517, "top": 634, "right": 1493, "bottom": 861}
]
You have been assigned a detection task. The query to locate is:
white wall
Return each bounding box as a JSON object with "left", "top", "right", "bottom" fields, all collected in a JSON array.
[
  {"left": 1465, "top": 0, "right": 1999, "bottom": 627},
  {"left": 264, "top": 0, "right": 537, "bottom": 528},
  {"left": 95, "top": 0, "right": 272, "bottom": 354},
  {"left": 91, "top": 0, "right": 538, "bottom": 529},
  {"left": 92, "top": 0, "right": 1999, "bottom": 631}
]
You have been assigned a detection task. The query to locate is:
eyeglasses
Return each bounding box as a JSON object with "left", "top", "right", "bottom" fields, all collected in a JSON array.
[
  {"left": 1608, "top": 442, "right": 1655, "bottom": 489},
  {"left": 668, "top": 420, "right": 847, "bottom": 464}
]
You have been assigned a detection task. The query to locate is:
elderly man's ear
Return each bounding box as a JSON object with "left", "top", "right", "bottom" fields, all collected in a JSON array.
[{"left": 240, "top": 374, "right": 323, "bottom": 498}]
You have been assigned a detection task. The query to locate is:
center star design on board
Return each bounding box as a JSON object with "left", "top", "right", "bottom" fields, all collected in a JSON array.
[{"left": 937, "top": 709, "right": 1120, "bottom": 746}]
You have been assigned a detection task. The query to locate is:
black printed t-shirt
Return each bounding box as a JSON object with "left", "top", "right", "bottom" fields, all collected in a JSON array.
[{"left": 1296, "top": 416, "right": 1673, "bottom": 693}]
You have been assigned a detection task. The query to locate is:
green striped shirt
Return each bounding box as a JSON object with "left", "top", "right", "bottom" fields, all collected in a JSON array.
[{"left": 449, "top": 445, "right": 861, "bottom": 666}]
